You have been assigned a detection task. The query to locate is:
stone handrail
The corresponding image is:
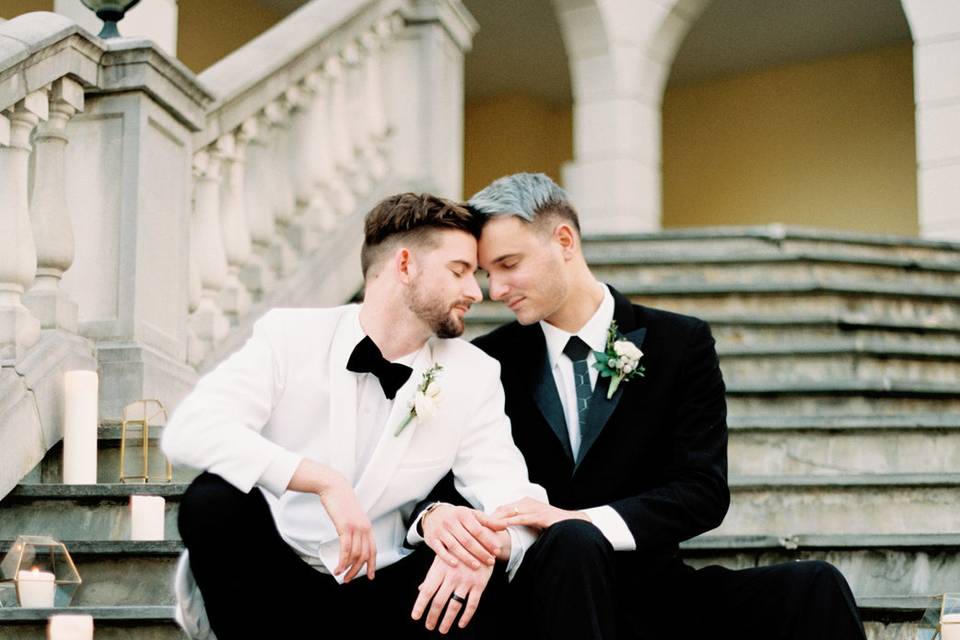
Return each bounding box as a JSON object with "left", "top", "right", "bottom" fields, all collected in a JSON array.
[{"left": 0, "top": 0, "right": 476, "bottom": 498}]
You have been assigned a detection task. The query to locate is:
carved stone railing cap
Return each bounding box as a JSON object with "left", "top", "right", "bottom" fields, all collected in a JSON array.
[{"left": 0, "top": 12, "right": 104, "bottom": 111}]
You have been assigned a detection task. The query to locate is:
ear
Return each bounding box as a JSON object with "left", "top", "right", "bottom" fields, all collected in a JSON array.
[
  {"left": 553, "top": 223, "right": 578, "bottom": 260},
  {"left": 394, "top": 247, "right": 415, "bottom": 283}
]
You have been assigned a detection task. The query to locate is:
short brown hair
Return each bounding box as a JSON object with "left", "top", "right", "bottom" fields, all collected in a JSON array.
[{"left": 360, "top": 193, "right": 480, "bottom": 278}]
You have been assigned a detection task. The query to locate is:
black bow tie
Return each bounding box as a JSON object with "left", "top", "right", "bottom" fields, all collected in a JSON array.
[{"left": 346, "top": 336, "right": 413, "bottom": 400}]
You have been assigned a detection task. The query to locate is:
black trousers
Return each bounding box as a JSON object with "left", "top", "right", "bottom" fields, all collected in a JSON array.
[
  {"left": 178, "top": 472, "right": 479, "bottom": 639},
  {"left": 490, "top": 520, "right": 868, "bottom": 640}
]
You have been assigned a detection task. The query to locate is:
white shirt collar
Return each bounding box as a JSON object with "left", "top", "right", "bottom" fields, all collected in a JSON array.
[
  {"left": 353, "top": 304, "right": 425, "bottom": 366},
  {"left": 539, "top": 283, "right": 615, "bottom": 368}
]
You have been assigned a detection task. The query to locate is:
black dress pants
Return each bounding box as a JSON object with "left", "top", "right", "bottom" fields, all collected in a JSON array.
[
  {"left": 494, "top": 519, "right": 867, "bottom": 640},
  {"left": 178, "top": 472, "right": 479, "bottom": 639}
]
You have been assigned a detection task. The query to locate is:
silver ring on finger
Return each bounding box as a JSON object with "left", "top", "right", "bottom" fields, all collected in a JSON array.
[{"left": 450, "top": 593, "right": 468, "bottom": 605}]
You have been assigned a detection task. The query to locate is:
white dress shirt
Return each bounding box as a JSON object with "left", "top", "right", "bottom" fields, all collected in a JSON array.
[{"left": 538, "top": 283, "right": 637, "bottom": 551}]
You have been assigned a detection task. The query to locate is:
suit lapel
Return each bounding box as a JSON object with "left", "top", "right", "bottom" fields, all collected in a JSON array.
[
  {"left": 574, "top": 288, "right": 646, "bottom": 471},
  {"left": 327, "top": 306, "right": 361, "bottom": 482},
  {"left": 526, "top": 325, "right": 575, "bottom": 462},
  {"left": 352, "top": 341, "right": 434, "bottom": 512}
]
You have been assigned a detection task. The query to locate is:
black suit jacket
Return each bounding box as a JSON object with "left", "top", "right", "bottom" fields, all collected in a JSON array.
[{"left": 416, "top": 286, "right": 730, "bottom": 562}]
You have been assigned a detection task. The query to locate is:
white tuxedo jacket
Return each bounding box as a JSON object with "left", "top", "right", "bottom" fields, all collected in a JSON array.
[{"left": 162, "top": 305, "right": 546, "bottom": 638}]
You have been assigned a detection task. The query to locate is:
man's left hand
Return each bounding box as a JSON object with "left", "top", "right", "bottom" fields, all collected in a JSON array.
[
  {"left": 492, "top": 497, "right": 590, "bottom": 531},
  {"left": 412, "top": 554, "right": 494, "bottom": 634}
]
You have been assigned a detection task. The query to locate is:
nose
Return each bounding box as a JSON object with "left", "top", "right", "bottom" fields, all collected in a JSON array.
[
  {"left": 464, "top": 274, "right": 482, "bottom": 303},
  {"left": 487, "top": 275, "right": 508, "bottom": 302}
]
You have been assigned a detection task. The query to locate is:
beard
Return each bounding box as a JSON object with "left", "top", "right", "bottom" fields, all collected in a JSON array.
[{"left": 405, "top": 286, "right": 467, "bottom": 339}]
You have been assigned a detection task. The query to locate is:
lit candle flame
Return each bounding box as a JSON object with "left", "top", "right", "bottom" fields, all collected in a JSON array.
[{"left": 31, "top": 567, "right": 40, "bottom": 573}]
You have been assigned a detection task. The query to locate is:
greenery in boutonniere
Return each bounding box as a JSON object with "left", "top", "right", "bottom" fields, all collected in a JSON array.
[
  {"left": 592, "top": 321, "right": 645, "bottom": 399},
  {"left": 394, "top": 363, "right": 443, "bottom": 436}
]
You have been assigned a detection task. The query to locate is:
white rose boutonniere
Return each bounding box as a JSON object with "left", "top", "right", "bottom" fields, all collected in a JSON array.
[
  {"left": 395, "top": 364, "right": 443, "bottom": 436},
  {"left": 592, "top": 321, "right": 645, "bottom": 399}
]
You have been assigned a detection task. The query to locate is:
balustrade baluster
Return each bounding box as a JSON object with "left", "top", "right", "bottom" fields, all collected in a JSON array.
[
  {"left": 239, "top": 112, "right": 277, "bottom": 299},
  {"left": 217, "top": 129, "right": 253, "bottom": 324},
  {"left": 24, "top": 78, "right": 85, "bottom": 333},
  {"left": 189, "top": 148, "right": 230, "bottom": 354},
  {"left": 0, "top": 91, "right": 48, "bottom": 361}
]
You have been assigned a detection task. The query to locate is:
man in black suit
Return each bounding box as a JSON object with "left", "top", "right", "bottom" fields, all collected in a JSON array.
[{"left": 410, "top": 173, "right": 866, "bottom": 639}]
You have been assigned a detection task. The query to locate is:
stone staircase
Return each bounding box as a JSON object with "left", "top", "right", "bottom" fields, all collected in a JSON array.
[{"left": 1, "top": 227, "right": 959, "bottom": 639}]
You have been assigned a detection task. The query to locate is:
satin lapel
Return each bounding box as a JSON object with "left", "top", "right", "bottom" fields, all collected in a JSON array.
[
  {"left": 575, "top": 288, "right": 646, "bottom": 471},
  {"left": 327, "top": 306, "right": 361, "bottom": 483},
  {"left": 352, "top": 341, "right": 434, "bottom": 512},
  {"left": 527, "top": 325, "right": 574, "bottom": 462}
]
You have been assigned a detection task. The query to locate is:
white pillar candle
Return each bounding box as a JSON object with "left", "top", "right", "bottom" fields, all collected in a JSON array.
[
  {"left": 130, "top": 495, "right": 165, "bottom": 540},
  {"left": 942, "top": 613, "right": 960, "bottom": 640},
  {"left": 47, "top": 613, "right": 94, "bottom": 640},
  {"left": 17, "top": 568, "right": 55, "bottom": 607},
  {"left": 63, "top": 370, "right": 99, "bottom": 484}
]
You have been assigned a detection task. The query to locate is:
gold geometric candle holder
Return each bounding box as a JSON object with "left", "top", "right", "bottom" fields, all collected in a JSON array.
[
  {"left": 119, "top": 399, "right": 172, "bottom": 483},
  {"left": 0, "top": 536, "right": 82, "bottom": 608}
]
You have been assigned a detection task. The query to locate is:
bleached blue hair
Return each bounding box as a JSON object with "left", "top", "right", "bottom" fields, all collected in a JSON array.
[{"left": 468, "top": 172, "right": 580, "bottom": 233}]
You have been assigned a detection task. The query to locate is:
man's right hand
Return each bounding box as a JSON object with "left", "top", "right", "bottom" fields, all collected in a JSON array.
[
  {"left": 288, "top": 459, "right": 377, "bottom": 583},
  {"left": 421, "top": 504, "right": 508, "bottom": 569}
]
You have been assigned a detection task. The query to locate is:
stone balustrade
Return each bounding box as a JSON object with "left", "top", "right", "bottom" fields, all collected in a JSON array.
[{"left": 0, "top": 0, "right": 477, "bottom": 499}]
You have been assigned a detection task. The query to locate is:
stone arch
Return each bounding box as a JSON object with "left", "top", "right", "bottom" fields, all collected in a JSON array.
[{"left": 557, "top": 0, "right": 958, "bottom": 239}]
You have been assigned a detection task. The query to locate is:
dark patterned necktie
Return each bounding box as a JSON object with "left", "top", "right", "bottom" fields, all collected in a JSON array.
[
  {"left": 563, "top": 336, "right": 593, "bottom": 441},
  {"left": 346, "top": 336, "right": 412, "bottom": 400}
]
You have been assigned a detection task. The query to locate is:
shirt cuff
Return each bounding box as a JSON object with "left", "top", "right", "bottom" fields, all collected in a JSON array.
[
  {"left": 406, "top": 510, "right": 427, "bottom": 547},
  {"left": 504, "top": 525, "right": 536, "bottom": 581},
  {"left": 583, "top": 506, "right": 636, "bottom": 551},
  {"left": 257, "top": 450, "right": 303, "bottom": 499}
]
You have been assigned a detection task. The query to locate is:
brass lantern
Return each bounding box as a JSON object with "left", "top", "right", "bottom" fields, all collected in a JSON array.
[
  {"left": 0, "top": 536, "right": 81, "bottom": 608},
  {"left": 119, "top": 399, "right": 173, "bottom": 484}
]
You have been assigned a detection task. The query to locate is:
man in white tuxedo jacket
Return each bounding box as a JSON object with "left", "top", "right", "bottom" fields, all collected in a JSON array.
[{"left": 161, "top": 193, "right": 547, "bottom": 639}]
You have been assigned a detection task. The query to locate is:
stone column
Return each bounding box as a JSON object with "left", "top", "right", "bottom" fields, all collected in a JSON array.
[
  {"left": 0, "top": 91, "right": 48, "bottom": 362},
  {"left": 902, "top": 0, "right": 960, "bottom": 240},
  {"left": 387, "top": 0, "right": 477, "bottom": 198},
  {"left": 216, "top": 128, "right": 253, "bottom": 324},
  {"left": 25, "top": 78, "right": 85, "bottom": 333},
  {"left": 553, "top": 0, "right": 706, "bottom": 233},
  {"left": 189, "top": 148, "right": 230, "bottom": 352}
]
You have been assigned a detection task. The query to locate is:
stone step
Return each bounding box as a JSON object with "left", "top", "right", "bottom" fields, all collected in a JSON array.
[
  {"left": 718, "top": 342, "right": 960, "bottom": 386},
  {"left": 463, "top": 308, "right": 960, "bottom": 347},
  {"left": 0, "top": 606, "right": 184, "bottom": 640},
  {"left": 7, "top": 474, "right": 958, "bottom": 542},
  {"left": 0, "top": 538, "right": 933, "bottom": 640},
  {"left": 728, "top": 415, "right": 960, "bottom": 476},
  {"left": 582, "top": 225, "right": 960, "bottom": 264},
  {"left": 725, "top": 378, "right": 960, "bottom": 416},
  {"left": 469, "top": 281, "right": 960, "bottom": 326},
  {"left": 0, "top": 484, "right": 184, "bottom": 541},
  {"left": 0, "top": 540, "right": 179, "bottom": 607},
  {"left": 586, "top": 253, "right": 960, "bottom": 291},
  {"left": 23, "top": 425, "right": 198, "bottom": 485},
  {"left": 718, "top": 474, "right": 960, "bottom": 536},
  {"left": 0, "top": 602, "right": 919, "bottom": 640},
  {"left": 682, "top": 533, "right": 960, "bottom": 602}
]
